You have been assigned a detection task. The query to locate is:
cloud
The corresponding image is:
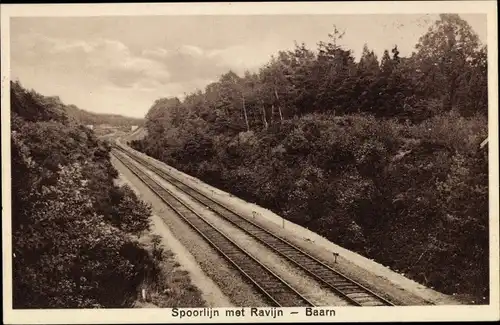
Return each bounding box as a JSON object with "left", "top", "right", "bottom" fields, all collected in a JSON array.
[
  {"left": 143, "top": 44, "right": 227, "bottom": 83},
  {"left": 178, "top": 45, "right": 204, "bottom": 57},
  {"left": 11, "top": 33, "right": 171, "bottom": 90},
  {"left": 11, "top": 32, "right": 277, "bottom": 96},
  {"left": 207, "top": 44, "right": 273, "bottom": 73},
  {"left": 142, "top": 48, "right": 171, "bottom": 60},
  {"left": 139, "top": 43, "right": 274, "bottom": 86}
]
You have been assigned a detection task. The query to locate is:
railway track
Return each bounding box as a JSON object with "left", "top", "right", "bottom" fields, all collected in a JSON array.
[
  {"left": 112, "top": 149, "right": 314, "bottom": 307},
  {"left": 114, "top": 142, "right": 396, "bottom": 307}
]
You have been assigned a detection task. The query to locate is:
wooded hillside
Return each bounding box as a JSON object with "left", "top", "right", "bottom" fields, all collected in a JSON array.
[
  {"left": 11, "top": 81, "right": 159, "bottom": 308},
  {"left": 65, "top": 104, "right": 144, "bottom": 127},
  {"left": 17, "top": 91, "right": 145, "bottom": 127},
  {"left": 131, "top": 14, "right": 489, "bottom": 302}
]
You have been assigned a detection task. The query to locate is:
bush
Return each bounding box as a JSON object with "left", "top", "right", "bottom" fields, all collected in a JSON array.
[
  {"left": 132, "top": 14, "right": 488, "bottom": 302},
  {"left": 136, "top": 109, "right": 488, "bottom": 302},
  {"left": 11, "top": 81, "right": 159, "bottom": 308}
]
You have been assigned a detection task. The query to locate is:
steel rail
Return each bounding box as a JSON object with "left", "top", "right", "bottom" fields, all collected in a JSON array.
[
  {"left": 112, "top": 149, "right": 314, "bottom": 307},
  {"left": 115, "top": 143, "right": 396, "bottom": 306}
]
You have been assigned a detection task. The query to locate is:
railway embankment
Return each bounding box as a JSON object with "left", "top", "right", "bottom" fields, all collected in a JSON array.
[
  {"left": 114, "top": 146, "right": 363, "bottom": 306},
  {"left": 111, "top": 151, "right": 269, "bottom": 307},
  {"left": 117, "top": 136, "right": 463, "bottom": 306}
]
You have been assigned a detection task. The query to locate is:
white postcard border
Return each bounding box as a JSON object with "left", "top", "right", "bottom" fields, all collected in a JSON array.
[{"left": 1, "top": 1, "right": 498, "bottom": 323}]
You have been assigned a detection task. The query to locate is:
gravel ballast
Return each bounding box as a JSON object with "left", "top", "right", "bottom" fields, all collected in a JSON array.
[
  {"left": 111, "top": 154, "right": 269, "bottom": 307},
  {"left": 138, "top": 162, "right": 351, "bottom": 307},
  {"left": 120, "top": 141, "right": 463, "bottom": 306}
]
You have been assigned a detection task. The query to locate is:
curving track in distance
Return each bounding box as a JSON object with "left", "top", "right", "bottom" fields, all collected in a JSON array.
[
  {"left": 112, "top": 149, "right": 314, "bottom": 307},
  {"left": 114, "top": 142, "right": 396, "bottom": 307}
]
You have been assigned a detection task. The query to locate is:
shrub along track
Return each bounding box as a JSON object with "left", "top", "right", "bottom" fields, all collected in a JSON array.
[
  {"left": 114, "top": 143, "right": 396, "bottom": 307},
  {"left": 112, "top": 149, "right": 313, "bottom": 307}
]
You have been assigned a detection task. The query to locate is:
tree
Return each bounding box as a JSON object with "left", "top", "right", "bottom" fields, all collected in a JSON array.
[
  {"left": 11, "top": 81, "right": 159, "bottom": 308},
  {"left": 355, "top": 44, "right": 380, "bottom": 113},
  {"left": 282, "top": 43, "right": 316, "bottom": 115},
  {"left": 259, "top": 53, "right": 300, "bottom": 122},
  {"left": 315, "top": 27, "right": 357, "bottom": 114},
  {"left": 391, "top": 45, "right": 400, "bottom": 63},
  {"left": 358, "top": 44, "right": 380, "bottom": 74},
  {"left": 131, "top": 16, "right": 489, "bottom": 302},
  {"left": 380, "top": 50, "right": 393, "bottom": 74},
  {"left": 414, "top": 14, "right": 484, "bottom": 112}
]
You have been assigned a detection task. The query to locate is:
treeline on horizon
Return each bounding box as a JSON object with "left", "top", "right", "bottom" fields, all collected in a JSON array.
[
  {"left": 11, "top": 80, "right": 161, "bottom": 308},
  {"left": 131, "top": 14, "right": 489, "bottom": 302},
  {"left": 65, "top": 104, "right": 145, "bottom": 127},
  {"left": 10, "top": 84, "right": 145, "bottom": 127}
]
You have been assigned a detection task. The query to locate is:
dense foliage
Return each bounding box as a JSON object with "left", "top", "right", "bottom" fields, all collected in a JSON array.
[
  {"left": 132, "top": 14, "right": 489, "bottom": 302},
  {"left": 11, "top": 81, "right": 158, "bottom": 308}
]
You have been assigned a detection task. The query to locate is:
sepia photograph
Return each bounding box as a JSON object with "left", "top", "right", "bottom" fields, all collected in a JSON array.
[{"left": 1, "top": 1, "right": 498, "bottom": 323}]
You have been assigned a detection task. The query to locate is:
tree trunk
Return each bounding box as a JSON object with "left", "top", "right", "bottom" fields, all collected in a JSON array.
[
  {"left": 278, "top": 105, "right": 284, "bottom": 122},
  {"left": 446, "top": 75, "right": 457, "bottom": 112},
  {"left": 262, "top": 105, "right": 268, "bottom": 129},
  {"left": 242, "top": 95, "right": 249, "bottom": 131},
  {"left": 274, "top": 88, "right": 284, "bottom": 121}
]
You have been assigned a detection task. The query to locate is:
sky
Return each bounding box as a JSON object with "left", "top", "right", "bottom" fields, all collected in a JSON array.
[{"left": 10, "top": 14, "right": 487, "bottom": 118}]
